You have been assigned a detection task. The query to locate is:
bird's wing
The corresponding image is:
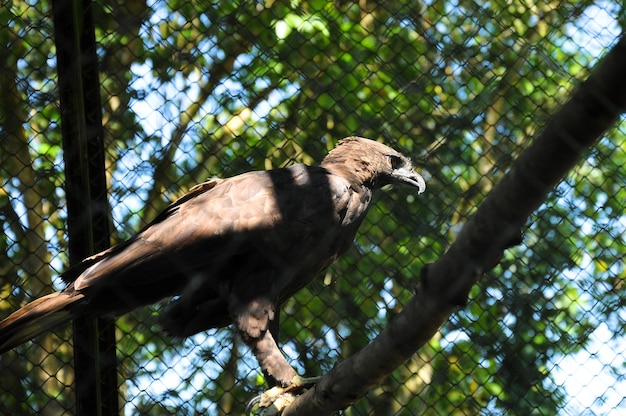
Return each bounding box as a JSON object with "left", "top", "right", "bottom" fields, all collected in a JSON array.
[
  {"left": 61, "top": 165, "right": 358, "bottom": 318},
  {"left": 68, "top": 172, "right": 279, "bottom": 290},
  {"left": 60, "top": 179, "right": 222, "bottom": 285},
  {"left": 157, "top": 163, "right": 365, "bottom": 337}
]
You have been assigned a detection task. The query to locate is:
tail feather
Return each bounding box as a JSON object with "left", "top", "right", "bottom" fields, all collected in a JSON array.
[{"left": 0, "top": 291, "right": 84, "bottom": 354}]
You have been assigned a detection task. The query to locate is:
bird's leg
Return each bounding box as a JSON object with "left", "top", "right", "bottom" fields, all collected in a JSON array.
[
  {"left": 249, "top": 325, "right": 297, "bottom": 387},
  {"left": 244, "top": 322, "right": 319, "bottom": 415}
]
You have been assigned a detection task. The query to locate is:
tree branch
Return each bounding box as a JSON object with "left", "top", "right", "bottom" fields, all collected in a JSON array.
[
  {"left": 142, "top": 42, "right": 252, "bottom": 224},
  {"left": 282, "top": 35, "right": 626, "bottom": 416}
]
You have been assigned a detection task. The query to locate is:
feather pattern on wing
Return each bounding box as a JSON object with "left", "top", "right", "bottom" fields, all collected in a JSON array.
[{"left": 0, "top": 137, "right": 426, "bottom": 365}]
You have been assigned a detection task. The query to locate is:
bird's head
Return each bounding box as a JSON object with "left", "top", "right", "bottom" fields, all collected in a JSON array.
[{"left": 321, "top": 137, "right": 426, "bottom": 194}]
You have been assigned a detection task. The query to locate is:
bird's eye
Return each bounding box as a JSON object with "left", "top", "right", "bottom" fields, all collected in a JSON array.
[{"left": 388, "top": 155, "right": 403, "bottom": 170}]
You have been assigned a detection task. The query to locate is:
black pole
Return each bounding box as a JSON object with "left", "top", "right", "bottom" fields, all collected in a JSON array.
[{"left": 52, "top": 0, "right": 119, "bottom": 414}]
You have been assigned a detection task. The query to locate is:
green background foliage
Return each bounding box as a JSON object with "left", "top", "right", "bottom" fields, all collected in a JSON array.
[{"left": 0, "top": 0, "right": 624, "bottom": 414}]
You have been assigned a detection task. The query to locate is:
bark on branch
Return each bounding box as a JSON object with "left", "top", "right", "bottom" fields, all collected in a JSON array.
[{"left": 282, "top": 35, "right": 626, "bottom": 416}]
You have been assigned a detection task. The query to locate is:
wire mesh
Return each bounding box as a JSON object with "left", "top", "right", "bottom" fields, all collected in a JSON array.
[{"left": 1, "top": 0, "right": 625, "bottom": 415}]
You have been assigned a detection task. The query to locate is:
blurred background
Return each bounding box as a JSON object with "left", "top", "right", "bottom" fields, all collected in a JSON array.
[{"left": 0, "top": 0, "right": 624, "bottom": 414}]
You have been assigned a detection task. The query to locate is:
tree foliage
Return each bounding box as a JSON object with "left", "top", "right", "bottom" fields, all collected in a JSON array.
[{"left": 1, "top": 0, "right": 624, "bottom": 414}]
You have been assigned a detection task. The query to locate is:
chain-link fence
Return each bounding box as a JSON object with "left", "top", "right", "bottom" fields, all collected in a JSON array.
[{"left": 1, "top": 0, "right": 625, "bottom": 415}]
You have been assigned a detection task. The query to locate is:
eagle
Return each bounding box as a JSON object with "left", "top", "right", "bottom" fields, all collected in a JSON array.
[{"left": 0, "top": 137, "right": 425, "bottom": 409}]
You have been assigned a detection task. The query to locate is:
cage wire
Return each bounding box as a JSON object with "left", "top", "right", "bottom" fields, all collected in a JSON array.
[{"left": 1, "top": 0, "right": 625, "bottom": 415}]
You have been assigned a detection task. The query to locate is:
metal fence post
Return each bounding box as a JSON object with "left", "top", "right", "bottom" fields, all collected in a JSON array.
[{"left": 52, "top": 0, "right": 119, "bottom": 414}]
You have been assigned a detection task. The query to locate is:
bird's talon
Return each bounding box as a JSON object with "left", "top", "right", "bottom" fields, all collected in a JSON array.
[
  {"left": 247, "top": 376, "right": 320, "bottom": 415},
  {"left": 245, "top": 394, "right": 263, "bottom": 416},
  {"left": 290, "top": 375, "right": 320, "bottom": 389},
  {"left": 247, "top": 390, "right": 297, "bottom": 416}
]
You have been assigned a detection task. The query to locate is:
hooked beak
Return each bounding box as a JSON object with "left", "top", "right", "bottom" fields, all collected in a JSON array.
[{"left": 392, "top": 165, "right": 426, "bottom": 194}]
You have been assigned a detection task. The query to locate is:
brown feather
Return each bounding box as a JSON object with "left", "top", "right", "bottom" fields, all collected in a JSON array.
[
  {"left": 0, "top": 292, "right": 83, "bottom": 352},
  {"left": 0, "top": 136, "right": 425, "bottom": 376}
]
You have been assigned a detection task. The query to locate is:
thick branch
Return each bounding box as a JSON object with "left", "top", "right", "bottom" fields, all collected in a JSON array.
[{"left": 282, "top": 35, "right": 626, "bottom": 415}]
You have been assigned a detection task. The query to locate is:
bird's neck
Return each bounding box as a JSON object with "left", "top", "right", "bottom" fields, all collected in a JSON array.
[{"left": 320, "top": 158, "right": 377, "bottom": 191}]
